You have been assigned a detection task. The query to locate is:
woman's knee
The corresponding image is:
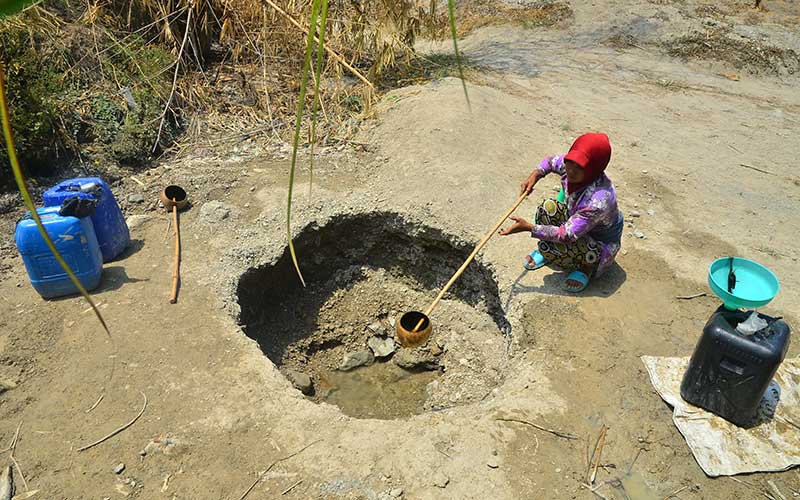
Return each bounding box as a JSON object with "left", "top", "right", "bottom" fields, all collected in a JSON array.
[
  {"left": 538, "top": 198, "right": 560, "bottom": 216},
  {"left": 536, "top": 198, "right": 566, "bottom": 225}
]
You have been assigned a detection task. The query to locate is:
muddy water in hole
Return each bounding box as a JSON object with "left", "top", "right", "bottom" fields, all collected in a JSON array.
[
  {"left": 318, "top": 362, "right": 440, "bottom": 419},
  {"left": 620, "top": 472, "right": 659, "bottom": 500}
]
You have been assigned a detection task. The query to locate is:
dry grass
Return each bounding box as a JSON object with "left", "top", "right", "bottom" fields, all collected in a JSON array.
[
  {"left": 3, "top": 0, "right": 575, "bottom": 166},
  {"left": 694, "top": 4, "right": 727, "bottom": 17},
  {"left": 647, "top": 0, "right": 686, "bottom": 5},
  {"left": 113, "top": 0, "right": 430, "bottom": 77},
  {"left": 0, "top": 0, "right": 442, "bottom": 180},
  {"left": 108, "top": 0, "right": 439, "bottom": 145},
  {"left": 664, "top": 28, "right": 800, "bottom": 75},
  {"left": 436, "top": 0, "right": 572, "bottom": 37},
  {"left": 2, "top": 0, "right": 577, "bottom": 175},
  {"left": 605, "top": 33, "right": 647, "bottom": 50}
]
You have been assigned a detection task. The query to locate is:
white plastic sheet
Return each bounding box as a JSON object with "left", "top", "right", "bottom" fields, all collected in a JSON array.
[{"left": 641, "top": 356, "right": 800, "bottom": 477}]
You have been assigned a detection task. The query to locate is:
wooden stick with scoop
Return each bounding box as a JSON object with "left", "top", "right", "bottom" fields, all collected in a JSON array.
[
  {"left": 397, "top": 192, "right": 529, "bottom": 347},
  {"left": 160, "top": 185, "right": 188, "bottom": 304},
  {"left": 169, "top": 198, "right": 180, "bottom": 303}
]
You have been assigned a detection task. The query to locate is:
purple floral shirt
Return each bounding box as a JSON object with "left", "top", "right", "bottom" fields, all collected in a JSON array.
[{"left": 532, "top": 155, "right": 623, "bottom": 274}]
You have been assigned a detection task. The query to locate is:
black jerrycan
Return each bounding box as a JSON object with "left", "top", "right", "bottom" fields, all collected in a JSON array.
[{"left": 680, "top": 306, "right": 791, "bottom": 427}]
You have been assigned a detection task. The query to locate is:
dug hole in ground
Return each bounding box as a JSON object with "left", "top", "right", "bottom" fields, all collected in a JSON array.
[{"left": 0, "top": 0, "right": 799, "bottom": 498}]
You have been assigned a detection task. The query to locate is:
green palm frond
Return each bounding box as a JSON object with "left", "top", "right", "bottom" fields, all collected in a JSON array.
[
  {"left": 286, "top": 0, "right": 324, "bottom": 287},
  {"left": 0, "top": 0, "right": 34, "bottom": 17},
  {"left": 446, "top": 0, "right": 470, "bottom": 109},
  {"left": 308, "top": 0, "right": 329, "bottom": 199},
  {"left": 287, "top": 0, "right": 467, "bottom": 286}
]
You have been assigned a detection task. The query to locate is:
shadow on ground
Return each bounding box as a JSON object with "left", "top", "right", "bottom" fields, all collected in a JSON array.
[{"left": 504, "top": 261, "right": 627, "bottom": 310}]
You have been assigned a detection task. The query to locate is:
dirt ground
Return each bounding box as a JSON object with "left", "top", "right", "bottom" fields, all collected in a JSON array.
[{"left": 1, "top": 0, "right": 800, "bottom": 498}]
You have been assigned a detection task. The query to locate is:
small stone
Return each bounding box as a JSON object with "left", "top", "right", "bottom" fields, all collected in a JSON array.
[
  {"left": 630, "top": 210, "right": 641, "bottom": 218},
  {"left": 367, "top": 322, "right": 387, "bottom": 336},
  {"left": 641, "top": 170, "right": 648, "bottom": 174},
  {"left": 0, "top": 379, "right": 17, "bottom": 394},
  {"left": 390, "top": 488, "right": 403, "bottom": 497},
  {"left": 249, "top": 186, "right": 256, "bottom": 192},
  {"left": 633, "top": 230, "right": 646, "bottom": 239},
  {"left": 432, "top": 472, "right": 449, "bottom": 488},
  {"left": 368, "top": 336, "right": 396, "bottom": 358},
  {"left": 199, "top": 201, "right": 233, "bottom": 224},
  {"left": 393, "top": 349, "right": 438, "bottom": 371},
  {"left": 113, "top": 463, "right": 126, "bottom": 474},
  {"left": 126, "top": 214, "right": 151, "bottom": 230},
  {"left": 487, "top": 458, "right": 500, "bottom": 469},
  {"left": 339, "top": 350, "right": 374, "bottom": 371},
  {"left": 115, "top": 484, "right": 132, "bottom": 497},
  {"left": 285, "top": 370, "right": 314, "bottom": 395},
  {"left": 647, "top": 209, "right": 655, "bottom": 216},
  {"left": 143, "top": 436, "right": 180, "bottom": 455},
  {"left": 127, "top": 194, "right": 145, "bottom": 204},
  {"left": 429, "top": 344, "right": 443, "bottom": 356}
]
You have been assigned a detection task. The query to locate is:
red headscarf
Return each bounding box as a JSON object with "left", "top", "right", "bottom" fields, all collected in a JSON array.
[{"left": 563, "top": 133, "right": 612, "bottom": 193}]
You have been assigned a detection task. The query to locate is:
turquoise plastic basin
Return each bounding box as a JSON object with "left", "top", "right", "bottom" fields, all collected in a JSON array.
[{"left": 708, "top": 257, "right": 780, "bottom": 310}]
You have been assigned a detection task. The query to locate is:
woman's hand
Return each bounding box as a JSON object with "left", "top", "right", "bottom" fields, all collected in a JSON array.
[
  {"left": 519, "top": 170, "right": 542, "bottom": 196},
  {"left": 499, "top": 216, "right": 533, "bottom": 236}
]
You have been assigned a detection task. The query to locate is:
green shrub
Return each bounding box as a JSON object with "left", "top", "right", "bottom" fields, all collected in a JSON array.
[{"left": 0, "top": 7, "right": 178, "bottom": 188}]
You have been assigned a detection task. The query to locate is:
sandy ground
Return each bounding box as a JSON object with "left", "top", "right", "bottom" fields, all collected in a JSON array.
[{"left": 1, "top": 0, "right": 800, "bottom": 498}]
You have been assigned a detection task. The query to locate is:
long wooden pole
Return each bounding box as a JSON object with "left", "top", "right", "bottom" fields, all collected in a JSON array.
[
  {"left": 169, "top": 201, "right": 180, "bottom": 304},
  {"left": 413, "top": 192, "right": 528, "bottom": 331}
]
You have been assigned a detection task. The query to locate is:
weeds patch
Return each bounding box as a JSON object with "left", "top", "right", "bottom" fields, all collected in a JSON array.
[
  {"left": 606, "top": 33, "right": 647, "bottom": 50},
  {"left": 664, "top": 29, "right": 800, "bottom": 75},
  {"left": 440, "top": 0, "right": 572, "bottom": 37},
  {"left": 378, "top": 53, "right": 484, "bottom": 90}
]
